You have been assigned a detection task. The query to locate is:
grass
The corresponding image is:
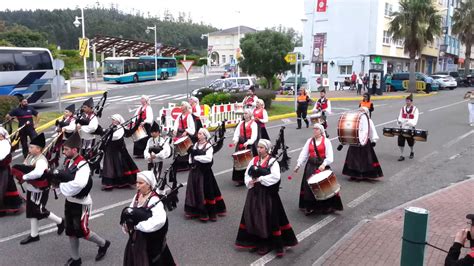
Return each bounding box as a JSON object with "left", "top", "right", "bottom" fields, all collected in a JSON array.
[
  {"left": 9, "top": 111, "right": 62, "bottom": 131},
  {"left": 268, "top": 104, "right": 295, "bottom": 116}
]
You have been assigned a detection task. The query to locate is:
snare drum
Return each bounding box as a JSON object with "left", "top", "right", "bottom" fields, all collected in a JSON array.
[
  {"left": 307, "top": 170, "right": 341, "bottom": 201},
  {"left": 392, "top": 128, "right": 402, "bottom": 136},
  {"left": 174, "top": 136, "right": 193, "bottom": 156},
  {"left": 337, "top": 110, "right": 369, "bottom": 146},
  {"left": 232, "top": 149, "right": 253, "bottom": 171},
  {"left": 131, "top": 126, "right": 148, "bottom": 142},
  {"left": 401, "top": 128, "right": 414, "bottom": 138},
  {"left": 413, "top": 129, "right": 428, "bottom": 142},
  {"left": 309, "top": 112, "right": 324, "bottom": 124},
  {"left": 383, "top": 127, "right": 394, "bottom": 137}
]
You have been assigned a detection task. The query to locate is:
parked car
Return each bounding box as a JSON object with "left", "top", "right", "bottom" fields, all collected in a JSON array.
[
  {"left": 433, "top": 71, "right": 460, "bottom": 84},
  {"left": 282, "top": 76, "right": 308, "bottom": 89},
  {"left": 191, "top": 79, "right": 244, "bottom": 97},
  {"left": 430, "top": 74, "right": 457, "bottom": 90},
  {"left": 458, "top": 68, "right": 474, "bottom": 87},
  {"left": 391, "top": 72, "right": 439, "bottom": 91},
  {"left": 224, "top": 77, "right": 258, "bottom": 90}
]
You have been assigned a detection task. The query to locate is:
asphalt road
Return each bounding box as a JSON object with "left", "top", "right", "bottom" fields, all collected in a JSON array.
[{"left": 1, "top": 83, "right": 473, "bottom": 266}]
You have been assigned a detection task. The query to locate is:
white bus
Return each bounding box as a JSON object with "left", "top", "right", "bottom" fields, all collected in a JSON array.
[{"left": 0, "top": 47, "right": 55, "bottom": 103}]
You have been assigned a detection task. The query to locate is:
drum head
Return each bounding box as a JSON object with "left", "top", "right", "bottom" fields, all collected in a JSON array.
[
  {"left": 175, "top": 136, "right": 188, "bottom": 144},
  {"left": 307, "top": 170, "right": 333, "bottom": 184},
  {"left": 357, "top": 113, "right": 369, "bottom": 145},
  {"left": 233, "top": 149, "right": 251, "bottom": 156}
]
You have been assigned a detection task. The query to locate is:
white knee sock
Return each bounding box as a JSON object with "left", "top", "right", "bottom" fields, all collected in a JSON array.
[
  {"left": 410, "top": 146, "right": 414, "bottom": 153},
  {"left": 30, "top": 218, "right": 39, "bottom": 237},
  {"left": 48, "top": 212, "right": 62, "bottom": 224}
]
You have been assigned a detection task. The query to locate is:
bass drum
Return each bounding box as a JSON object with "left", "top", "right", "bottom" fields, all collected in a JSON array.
[{"left": 337, "top": 110, "right": 369, "bottom": 146}]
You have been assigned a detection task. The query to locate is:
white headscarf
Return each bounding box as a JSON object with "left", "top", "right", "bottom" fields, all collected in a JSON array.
[
  {"left": 313, "top": 123, "right": 325, "bottom": 135},
  {"left": 190, "top": 96, "right": 199, "bottom": 105},
  {"left": 257, "top": 99, "right": 265, "bottom": 108},
  {"left": 0, "top": 126, "right": 9, "bottom": 139},
  {"left": 137, "top": 171, "right": 156, "bottom": 189},
  {"left": 199, "top": 128, "right": 211, "bottom": 140},
  {"left": 258, "top": 139, "right": 272, "bottom": 152},
  {"left": 244, "top": 109, "right": 253, "bottom": 118},
  {"left": 181, "top": 101, "right": 192, "bottom": 111},
  {"left": 111, "top": 114, "right": 125, "bottom": 124},
  {"left": 141, "top": 95, "right": 151, "bottom": 105}
]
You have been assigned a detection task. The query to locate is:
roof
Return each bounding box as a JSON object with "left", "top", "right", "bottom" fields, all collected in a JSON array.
[
  {"left": 209, "top": 26, "right": 257, "bottom": 36},
  {"left": 91, "top": 35, "right": 187, "bottom": 57}
]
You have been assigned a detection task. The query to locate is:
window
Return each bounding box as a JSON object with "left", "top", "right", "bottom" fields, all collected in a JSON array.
[
  {"left": 339, "top": 65, "right": 352, "bottom": 75},
  {"left": 237, "top": 78, "right": 250, "bottom": 85},
  {"left": 229, "top": 55, "right": 234, "bottom": 63},
  {"left": 383, "top": 31, "right": 391, "bottom": 45},
  {"left": 222, "top": 55, "right": 226, "bottom": 64},
  {"left": 0, "top": 50, "right": 53, "bottom": 71},
  {"left": 384, "top": 3, "right": 393, "bottom": 16}
]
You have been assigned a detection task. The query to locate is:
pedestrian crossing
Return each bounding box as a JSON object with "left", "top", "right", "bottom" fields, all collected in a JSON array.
[{"left": 51, "top": 93, "right": 189, "bottom": 105}]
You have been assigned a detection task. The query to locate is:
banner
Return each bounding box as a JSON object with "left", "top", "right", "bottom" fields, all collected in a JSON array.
[
  {"left": 317, "top": 0, "right": 327, "bottom": 12},
  {"left": 312, "top": 34, "right": 325, "bottom": 63},
  {"left": 78, "top": 38, "right": 89, "bottom": 58}
]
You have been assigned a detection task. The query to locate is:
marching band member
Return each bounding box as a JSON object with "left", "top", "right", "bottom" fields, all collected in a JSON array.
[
  {"left": 185, "top": 128, "right": 226, "bottom": 222},
  {"left": 242, "top": 86, "right": 259, "bottom": 111},
  {"left": 232, "top": 109, "right": 259, "bottom": 186},
  {"left": 397, "top": 94, "right": 419, "bottom": 161},
  {"left": 101, "top": 114, "right": 139, "bottom": 191},
  {"left": 294, "top": 124, "right": 343, "bottom": 215},
  {"left": 17, "top": 133, "right": 64, "bottom": 245},
  {"left": 132, "top": 95, "right": 154, "bottom": 158},
  {"left": 144, "top": 121, "right": 171, "bottom": 177},
  {"left": 189, "top": 96, "right": 202, "bottom": 118},
  {"left": 235, "top": 139, "right": 298, "bottom": 257},
  {"left": 359, "top": 93, "right": 374, "bottom": 118},
  {"left": 253, "top": 99, "right": 270, "bottom": 140},
  {"left": 464, "top": 90, "right": 474, "bottom": 126},
  {"left": 56, "top": 133, "right": 110, "bottom": 265},
  {"left": 296, "top": 89, "right": 311, "bottom": 129},
  {"left": 342, "top": 107, "right": 383, "bottom": 181},
  {"left": 6, "top": 97, "right": 39, "bottom": 158},
  {"left": 122, "top": 171, "right": 176, "bottom": 266},
  {"left": 312, "top": 89, "right": 331, "bottom": 137},
  {"left": 56, "top": 104, "right": 77, "bottom": 139},
  {"left": 172, "top": 101, "right": 196, "bottom": 171},
  {"left": 0, "top": 127, "right": 23, "bottom": 215},
  {"left": 76, "top": 98, "right": 98, "bottom": 156}
]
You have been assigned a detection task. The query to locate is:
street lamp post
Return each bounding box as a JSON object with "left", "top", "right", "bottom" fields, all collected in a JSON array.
[
  {"left": 201, "top": 33, "right": 210, "bottom": 87},
  {"left": 146, "top": 25, "right": 158, "bottom": 81},
  {"left": 73, "top": 7, "right": 88, "bottom": 93},
  {"left": 236, "top": 10, "right": 241, "bottom": 77}
]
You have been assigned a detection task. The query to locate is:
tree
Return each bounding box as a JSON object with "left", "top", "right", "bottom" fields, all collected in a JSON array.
[
  {"left": 0, "top": 23, "right": 48, "bottom": 47},
  {"left": 389, "top": 0, "right": 442, "bottom": 93},
  {"left": 240, "top": 30, "right": 294, "bottom": 89},
  {"left": 452, "top": 0, "right": 474, "bottom": 76}
]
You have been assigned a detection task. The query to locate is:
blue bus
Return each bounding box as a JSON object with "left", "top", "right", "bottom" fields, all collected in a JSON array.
[
  {"left": 0, "top": 47, "right": 55, "bottom": 103},
  {"left": 103, "top": 56, "right": 178, "bottom": 83}
]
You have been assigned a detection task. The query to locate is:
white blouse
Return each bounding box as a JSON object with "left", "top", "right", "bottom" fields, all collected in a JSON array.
[
  {"left": 244, "top": 157, "right": 280, "bottom": 189},
  {"left": 130, "top": 195, "right": 167, "bottom": 233},
  {"left": 296, "top": 137, "right": 334, "bottom": 168},
  {"left": 232, "top": 120, "right": 258, "bottom": 147}
]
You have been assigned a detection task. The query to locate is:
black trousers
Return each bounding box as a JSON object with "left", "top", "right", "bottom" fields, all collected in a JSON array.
[
  {"left": 398, "top": 135, "right": 415, "bottom": 147},
  {"left": 296, "top": 104, "right": 309, "bottom": 128},
  {"left": 20, "top": 126, "right": 37, "bottom": 158}
]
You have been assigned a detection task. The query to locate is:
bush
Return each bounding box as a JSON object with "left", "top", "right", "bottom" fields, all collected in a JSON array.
[
  {"left": 201, "top": 92, "right": 231, "bottom": 106},
  {"left": 228, "top": 89, "right": 276, "bottom": 108},
  {"left": 258, "top": 76, "right": 281, "bottom": 90},
  {"left": 0, "top": 96, "right": 20, "bottom": 123},
  {"left": 195, "top": 88, "right": 216, "bottom": 101}
]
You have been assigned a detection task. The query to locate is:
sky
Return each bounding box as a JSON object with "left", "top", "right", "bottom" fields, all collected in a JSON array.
[{"left": 0, "top": 0, "right": 305, "bottom": 31}]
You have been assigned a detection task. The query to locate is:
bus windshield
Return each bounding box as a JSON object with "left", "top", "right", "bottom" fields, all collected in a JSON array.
[{"left": 104, "top": 60, "right": 124, "bottom": 75}]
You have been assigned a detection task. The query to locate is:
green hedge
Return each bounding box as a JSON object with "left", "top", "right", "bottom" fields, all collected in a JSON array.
[
  {"left": 258, "top": 76, "right": 281, "bottom": 90},
  {"left": 201, "top": 92, "right": 231, "bottom": 105},
  {"left": 195, "top": 88, "right": 216, "bottom": 101},
  {"left": 200, "top": 89, "right": 276, "bottom": 108},
  {"left": 0, "top": 96, "right": 20, "bottom": 123}
]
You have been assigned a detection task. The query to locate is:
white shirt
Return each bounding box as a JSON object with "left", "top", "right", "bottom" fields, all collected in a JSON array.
[
  {"left": 312, "top": 98, "right": 332, "bottom": 114},
  {"left": 0, "top": 139, "right": 11, "bottom": 161},
  {"left": 254, "top": 109, "right": 269, "bottom": 124},
  {"left": 57, "top": 116, "right": 76, "bottom": 134},
  {"left": 79, "top": 114, "right": 98, "bottom": 141},
  {"left": 244, "top": 157, "right": 280, "bottom": 189},
  {"left": 134, "top": 105, "right": 154, "bottom": 125},
  {"left": 23, "top": 154, "right": 48, "bottom": 193},
  {"left": 172, "top": 113, "right": 195, "bottom": 136},
  {"left": 188, "top": 142, "right": 213, "bottom": 164},
  {"left": 112, "top": 126, "right": 124, "bottom": 141},
  {"left": 130, "top": 195, "right": 167, "bottom": 233},
  {"left": 232, "top": 120, "right": 258, "bottom": 147},
  {"left": 368, "top": 118, "right": 379, "bottom": 143},
  {"left": 398, "top": 105, "right": 419, "bottom": 128},
  {"left": 296, "top": 137, "right": 334, "bottom": 168},
  {"left": 59, "top": 159, "right": 92, "bottom": 205},
  {"left": 144, "top": 136, "right": 171, "bottom": 162}
]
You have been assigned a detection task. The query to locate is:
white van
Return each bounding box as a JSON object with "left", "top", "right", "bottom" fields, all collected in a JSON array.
[{"left": 224, "top": 77, "right": 258, "bottom": 90}]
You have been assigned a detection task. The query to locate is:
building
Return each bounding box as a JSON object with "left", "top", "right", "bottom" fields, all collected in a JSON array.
[
  {"left": 301, "top": 0, "right": 444, "bottom": 91},
  {"left": 206, "top": 26, "right": 257, "bottom": 67},
  {"left": 438, "top": 0, "right": 461, "bottom": 72}
]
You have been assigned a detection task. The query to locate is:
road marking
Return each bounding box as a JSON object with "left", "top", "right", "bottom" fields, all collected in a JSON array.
[
  {"left": 250, "top": 216, "right": 336, "bottom": 266},
  {"left": 347, "top": 189, "right": 377, "bottom": 208},
  {"left": 155, "top": 94, "right": 188, "bottom": 101},
  {"left": 418, "top": 151, "right": 439, "bottom": 163},
  {"left": 12, "top": 154, "right": 22, "bottom": 160},
  {"left": 282, "top": 118, "right": 292, "bottom": 124},
  {"left": 449, "top": 154, "right": 461, "bottom": 160},
  {"left": 214, "top": 168, "right": 233, "bottom": 176},
  {"left": 39, "top": 213, "right": 104, "bottom": 236},
  {"left": 443, "top": 130, "right": 474, "bottom": 148},
  {"left": 149, "top": 94, "right": 171, "bottom": 101},
  {"left": 108, "top": 95, "right": 138, "bottom": 102},
  {"left": 428, "top": 100, "right": 467, "bottom": 112},
  {"left": 174, "top": 95, "right": 188, "bottom": 100},
  {"left": 123, "top": 96, "right": 144, "bottom": 102}
]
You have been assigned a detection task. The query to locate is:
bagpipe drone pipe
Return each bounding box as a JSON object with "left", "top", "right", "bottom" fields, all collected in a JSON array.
[{"left": 75, "top": 91, "right": 108, "bottom": 135}]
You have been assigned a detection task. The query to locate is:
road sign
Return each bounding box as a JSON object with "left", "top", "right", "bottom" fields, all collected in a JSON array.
[
  {"left": 180, "top": 60, "right": 194, "bottom": 73},
  {"left": 317, "top": 0, "right": 327, "bottom": 12},
  {"left": 79, "top": 38, "right": 89, "bottom": 58},
  {"left": 374, "top": 56, "right": 382, "bottom": 64},
  {"left": 171, "top": 107, "right": 182, "bottom": 120},
  {"left": 285, "top": 53, "right": 297, "bottom": 64},
  {"left": 53, "top": 59, "right": 65, "bottom": 71}
]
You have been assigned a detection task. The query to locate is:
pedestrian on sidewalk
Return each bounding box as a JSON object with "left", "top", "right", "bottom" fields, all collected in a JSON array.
[
  {"left": 350, "top": 72, "right": 357, "bottom": 90},
  {"left": 385, "top": 73, "right": 392, "bottom": 92},
  {"left": 296, "top": 89, "right": 311, "bottom": 129},
  {"left": 371, "top": 75, "right": 379, "bottom": 95},
  {"left": 356, "top": 74, "right": 363, "bottom": 95},
  {"left": 444, "top": 214, "right": 474, "bottom": 266},
  {"left": 463, "top": 91, "right": 474, "bottom": 126},
  {"left": 363, "top": 73, "right": 369, "bottom": 92}
]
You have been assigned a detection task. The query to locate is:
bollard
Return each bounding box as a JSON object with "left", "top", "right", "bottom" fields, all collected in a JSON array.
[{"left": 401, "top": 207, "right": 429, "bottom": 266}]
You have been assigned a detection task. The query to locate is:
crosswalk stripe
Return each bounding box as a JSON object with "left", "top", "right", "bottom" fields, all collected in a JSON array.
[
  {"left": 149, "top": 94, "right": 171, "bottom": 101},
  {"left": 155, "top": 94, "right": 187, "bottom": 101},
  {"left": 174, "top": 95, "right": 188, "bottom": 100},
  {"left": 123, "top": 96, "right": 144, "bottom": 102},
  {"left": 108, "top": 95, "right": 137, "bottom": 102},
  {"left": 62, "top": 97, "right": 87, "bottom": 103}
]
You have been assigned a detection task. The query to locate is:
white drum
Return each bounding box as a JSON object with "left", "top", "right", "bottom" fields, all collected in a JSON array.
[
  {"left": 337, "top": 110, "right": 369, "bottom": 146},
  {"left": 307, "top": 170, "right": 341, "bottom": 200}
]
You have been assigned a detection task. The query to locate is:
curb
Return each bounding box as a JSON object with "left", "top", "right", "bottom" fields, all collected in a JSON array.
[
  {"left": 275, "top": 92, "right": 438, "bottom": 102},
  {"left": 36, "top": 115, "right": 63, "bottom": 133},
  {"left": 61, "top": 90, "right": 105, "bottom": 100}
]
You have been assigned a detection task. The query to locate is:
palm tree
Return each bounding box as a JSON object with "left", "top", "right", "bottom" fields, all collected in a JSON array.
[
  {"left": 389, "top": 0, "right": 442, "bottom": 93},
  {"left": 452, "top": 0, "right": 474, "bottom": 77}
]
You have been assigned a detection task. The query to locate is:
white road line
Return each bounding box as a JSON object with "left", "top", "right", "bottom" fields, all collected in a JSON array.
[
  {"left": 108, "top": 95, "right": 138, "bottom": 102},
  {"left": 123, "top": 96, "right": 143, "bottom": 102},
  {"left": 155, "top": 94, "right": 187, "bottom": 101},
  {"left": 428, "top": 100, "right": 467, "bottom": 112},
  {"left": 12, "top": 154, "right": 22, "bottom": 160},
  {"left": 173, "top": 95, "right": 189, "bottom": 100},
  {"left": 347, "top": 189, "right": 377, "bottom": 208},
  {"left": 214, "top": 168, "right": 233, "bottom": 176},
  {"left": 449, "top": 154, "right": 461, "bottom": 160},
  {"left": 418, "top": 151, "right": 439, "bottom": 163},
  {"left": 250, "top": 216, "right": 336, "bottom": 266},
  {"left": 62, "top": 97, "right": 87, "bottom": 103},
  {"left": 443, "top": 130, "right": 474, "bottom": 148},
  {"left": 149, "top": 94, "right": 171, "bottom": 101}
]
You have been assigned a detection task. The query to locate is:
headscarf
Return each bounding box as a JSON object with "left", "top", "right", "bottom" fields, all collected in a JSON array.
[
  {"left": 137, "top": 171, "right": 156, "bottom": 189},
  {"left": 141, "top": 95, "right": 151, "bottom": 105},
  {"left": 313, "top": 123, "right": 325, "bottom": 135},
  {"left": 199, "top": 128, "right": 211, "bottom": 140},
  {"left": 244, "top": 109, "right": 253, "bottom": 118},
  {"left": 181, "top": 101, "right": 192, "bottom": 111},
  {"left": 257, "top": 99, "right": 265, "bottom": 108},
  {"left": 258, "top": 139, "right": 272, "bottom": 152},
  {"left": 190, "top": 96, "right": 199, "bottom": 105},
  {"left": 111, "top": 114, "right": 125, "bottom": 124},
  {"left": 0, "top": 126, "right": 9, "bottom": 139}
]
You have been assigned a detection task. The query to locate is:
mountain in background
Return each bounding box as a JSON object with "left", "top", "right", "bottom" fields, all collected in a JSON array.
[{"left": 0, "top": 7, "right": 218, "bottom": 54}]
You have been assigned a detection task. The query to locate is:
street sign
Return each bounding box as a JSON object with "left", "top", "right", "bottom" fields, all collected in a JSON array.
[
  {"left": 79, "top": 38, "right": 89, "bottom": 58},
  {"left": 53, "top": 59, "right": 65, "bottom": 71},
  {"left": 201, "top": 65, "right": 208, "bottom": 75},
  {"left": 374, "top": 56, "right": 382, "bottom": 64},
  {"left": 180, "top": 60, "right": 194, "bottom": 73},
  {"left": 285, "top": 53, "right": 297, "bottom": 64},
  {"left": 317, "top": 0, "right": 327, "bottom": 12},
  {"left": 171, "top": 107, "right": 182, "bottom": 120}
]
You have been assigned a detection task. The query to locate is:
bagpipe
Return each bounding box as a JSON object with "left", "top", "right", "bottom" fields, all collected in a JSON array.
[
  {"left": 4, "top": 121, "right": 30, "bottom": 150},
  {"left": 75, "top": 91, "right": 108, "bottom": 135},
  {"left": 43, "top": 132, "right": 64, "bottom": 170}
]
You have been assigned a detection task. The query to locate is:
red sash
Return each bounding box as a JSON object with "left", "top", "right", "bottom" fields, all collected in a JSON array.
[
  {"left": 179, "top": 114, "right": 189, "bottom": 131},
  {"left": 253, "top": 109, "right": 264, "bottom": 120},
  {"left": 252, "top": 155, "right": 270, "bottom": 168}
]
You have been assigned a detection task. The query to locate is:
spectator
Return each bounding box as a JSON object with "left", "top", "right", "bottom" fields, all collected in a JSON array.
[
  {"left": 363, "top": 73, "right": 369, "bottom": 92},
  {"left": 385, "top": 73, "right": 392, "bottom": 92},
  {"left": 444, "top": 214, "right": 474, "bottom": 266},
  {"left": 424, "top": 75, "right": 433, "bottom": 94},
  {"left": 357, "top": 74, "right": 364, "bottom": 95},
  {"left": 351, "top": 72, "right": 357, "bottom": 90},
  {"left": 371, "top": 75, "right": 378, "bottom": 95}
]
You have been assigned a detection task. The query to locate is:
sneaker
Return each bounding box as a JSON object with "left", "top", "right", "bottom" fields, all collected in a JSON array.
[
  {"left": 409, "top": 152, "right": 414, "bottom": 159},
  {"left": 95, "top": 240, "right": 110, "bottom": 261},
  {"left": 65, "top": 258, "right": 82, "bottom": 266},
  {"left": 57, "top": 219, "right": 65, "bottom": 235},
  {"left": 398, "top": 156, "right": 405, "bottom": 161},
  {"left": 20, "top": 235, "right": 39, "bottom": 245}
]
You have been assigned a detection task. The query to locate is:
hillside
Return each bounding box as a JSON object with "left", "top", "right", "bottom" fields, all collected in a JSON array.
[{"left": 0, "top": 8, "right": 218, "bottom": 54}]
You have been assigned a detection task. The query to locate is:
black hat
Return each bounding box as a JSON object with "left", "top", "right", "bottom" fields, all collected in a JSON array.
[
  {"left": 63, "top": 132, "right": 82, "bottom": 149},
  {"left": 83, "top": 97, "right": 94, "bottom": 108},
  {"left": 150, "top": 121, "right": 160, "bottom": 132},
  {"left": 30, "top": 133, "right": 46, "bottom": 148},
  {"left": 65, "top": 104, "right": 75, "bottom": 113},
  {"left": 467, "top": 214, "right": 474, "bottom": 223},
  {"left": 406, "top": 93, "right": 413, "bottom": 101}
]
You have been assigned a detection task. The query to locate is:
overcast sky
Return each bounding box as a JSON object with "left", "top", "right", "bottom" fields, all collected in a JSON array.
[{"left": 0, "top": 0, "right": 304, "bottom": 31}]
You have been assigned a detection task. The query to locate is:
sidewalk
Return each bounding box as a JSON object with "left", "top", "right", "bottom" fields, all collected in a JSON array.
[{"left": 315, "top": 178, "right": 474, "bottom": 266}]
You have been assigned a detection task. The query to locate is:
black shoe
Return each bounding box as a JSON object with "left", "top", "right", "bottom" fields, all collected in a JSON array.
[
  {"left": 304, "top": 120, "right": 309, "bottom": 128},
  {"left": 57, "top": 219, "right": 65, "bottom": 235},
  {"left": 398, "top": 156, "right": 405, "bottom": 161},
  {"left": 326, "top": 133, "right": 330, "bottom": 138},
  {"left": 95, "top": 240, "right": 110, "bottom": 261},
  {"left": 409, "top": 152, "right": 414, "bottom": 159},
  {"left": 65, "top": 258, "right": 82, "bottom": 266},
  {"left": 20, "top": 235, "right": 39, "bottom": 245},
  {"left": 296, "top": 127, "right": 301, "bottom": 130}
]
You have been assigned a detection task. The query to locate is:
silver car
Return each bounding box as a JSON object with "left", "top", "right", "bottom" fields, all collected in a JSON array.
[{"left": 431, "top": 74, "right": 457, "bottom": 90}]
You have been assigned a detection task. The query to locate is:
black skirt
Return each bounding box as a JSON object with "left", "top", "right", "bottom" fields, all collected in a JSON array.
[
  {"left": 185, "top": 161, "right": 226, "bottom": 219},
  {"left": 26, "top": 190, "right": 50, "bottom": 220},
  {"left": 0, "top": 157, "right": 23, "bottom": 215},
  {"left": 124, "top": 220, "right": 175, "bottom": 266},
  {"left": 342, "top": 143, "right": 383, "bottom": 179},
  {"left": 133, "top": 124, "right": 151, "bottom": 157},
  {"left": 102, "top": 138, "right": 139, "bottom": 188},
  {"left": 236, "top": 182, "right": 298, "bottom": 250},
  {"left": 256, "top": 122, "right": 270, "bottom": 141},
  {"left": 299, "top": 161, "right": 343, "bottom": 212}
]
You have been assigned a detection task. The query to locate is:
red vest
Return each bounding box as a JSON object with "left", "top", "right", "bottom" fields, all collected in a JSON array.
[
  {"left": 179, "top": 114, "right": 189, "bottom": 131},
  {"left": 253, "top": 156, "right": 270, "bottom": 168},
  {"left": 253, "top": 109, "right": 264, "bottom": 120},
  {"left": 317, "top": 98, "right": 328, "bottom": 110},
  {"left": 239, "top": 120, "right": 253, "bottom": 139},
  {"left": 65, "top": 155, "right": 85, "bottom": 168},
  {"left": 244, "top": 96, "right": 255, "bottom": 106},
  {"left": 308, "top": 137, "right": 326, "bottom": 159},
  {"left": 401, "top": 106, "right": 415, "bottom": 119},
  {"left": 140, "top": 106, "right": 147, "bottom": 121}
]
